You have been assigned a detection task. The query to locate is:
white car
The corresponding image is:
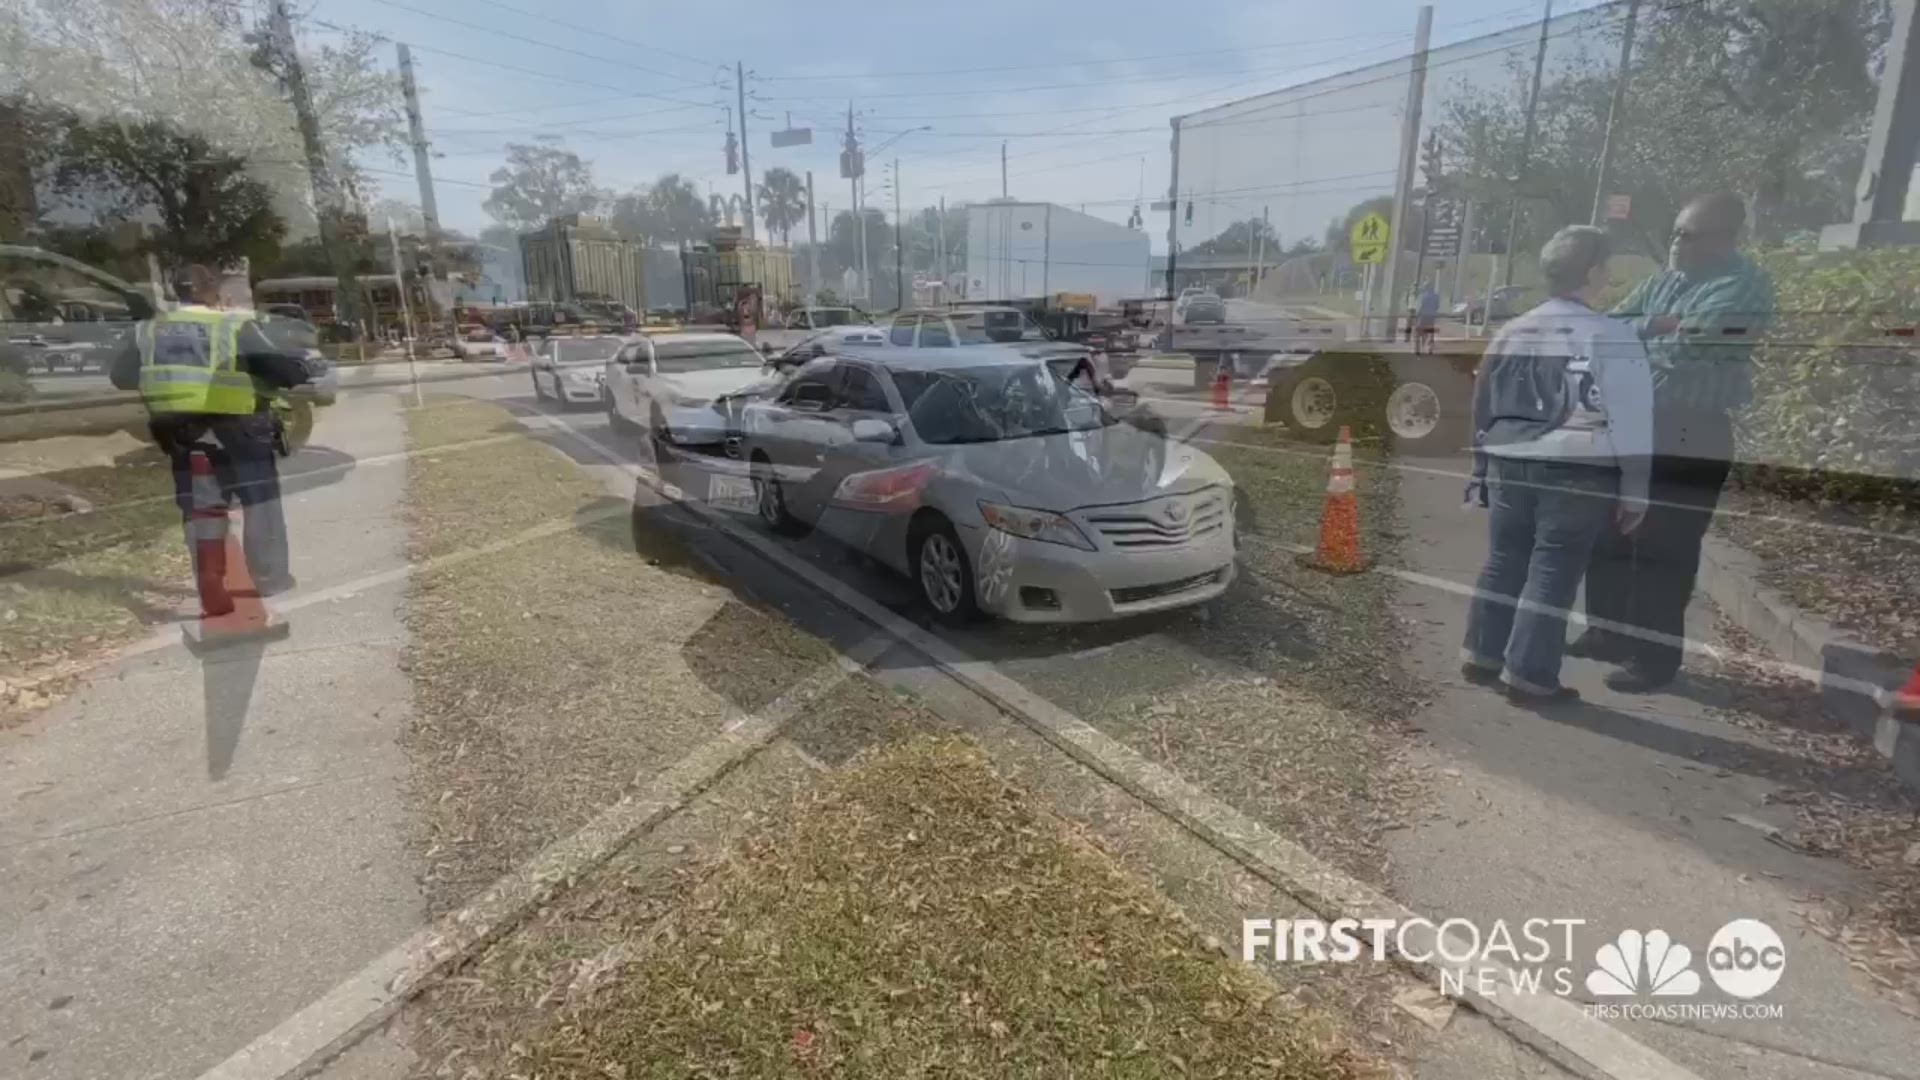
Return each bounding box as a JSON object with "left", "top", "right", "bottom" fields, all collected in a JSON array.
[
  {"left": 530, "top": 334, "right": 627, "bottom": 408},
  {"left": 601, "top": 332, "right": 773, "bottom": 454}
]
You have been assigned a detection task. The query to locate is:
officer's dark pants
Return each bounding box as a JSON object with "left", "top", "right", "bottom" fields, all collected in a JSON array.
[
  {"left": 1582, "top": 408, "right": 1734, "bottom": 678},
  {"left": 153, "top": 413, "right": 295, "bottom": 597}
]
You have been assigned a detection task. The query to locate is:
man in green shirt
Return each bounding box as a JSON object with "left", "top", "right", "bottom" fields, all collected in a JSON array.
[{"left": 1571, "top": 193, "right": 1775, "bottom": 692}]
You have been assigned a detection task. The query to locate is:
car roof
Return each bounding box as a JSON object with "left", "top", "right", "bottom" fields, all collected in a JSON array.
[{"left": 844, "top": 345, "right": 1043, "bottom": 371}]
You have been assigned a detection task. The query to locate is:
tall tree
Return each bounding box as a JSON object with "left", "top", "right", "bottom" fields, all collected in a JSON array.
[
  {"left": 482, "top": 138, "right": 599, "bottom": 232},
  {"left": 1188, "top": 216, "right": 1280, "bottom": 257},
  {"left": 756, "top": 167, "right": 807, "bottom": 245},
  {"left": 828, "top": 208, "right": 895, "bottom": 305},
  {"left": 50, "top": 114, "right": 285, "bottom": 269},
  {"left": 647, "top": 173, "right": 712, "bottom": 247}
]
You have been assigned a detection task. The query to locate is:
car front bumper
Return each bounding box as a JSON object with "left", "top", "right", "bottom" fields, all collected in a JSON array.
[
  {"left": 962, "top": 522, "right": 1237, "bottom": 623},
  {"left": 556, "top": 375, "right": 605, "bottom": 403},
  {"left": 653, "top": 403, "right": 731, "bottom": 447}
]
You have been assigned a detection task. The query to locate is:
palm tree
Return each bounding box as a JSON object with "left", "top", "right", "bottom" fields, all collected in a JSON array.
[{"left": 756, "top": 167, "right": 807, "bottom": 245}]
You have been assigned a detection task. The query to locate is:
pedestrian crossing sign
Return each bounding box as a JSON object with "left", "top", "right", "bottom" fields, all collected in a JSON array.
[{"left": 1350, "top": 212, "right": 1390, "bottom": 265}]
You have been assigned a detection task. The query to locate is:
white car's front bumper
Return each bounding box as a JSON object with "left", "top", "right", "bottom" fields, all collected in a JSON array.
[{"left": 556, "top": 374, "right": 604, "bottom": 403}]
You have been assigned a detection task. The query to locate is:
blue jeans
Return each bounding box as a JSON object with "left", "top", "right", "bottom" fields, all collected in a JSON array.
[{"left": 1462, "top": 457, "right": 1617, "bottom": 694}]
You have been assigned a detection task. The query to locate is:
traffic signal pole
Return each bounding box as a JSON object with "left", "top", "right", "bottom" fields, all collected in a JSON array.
[{"left": 737, "top": 61, "right": 755, "bottom": 241}]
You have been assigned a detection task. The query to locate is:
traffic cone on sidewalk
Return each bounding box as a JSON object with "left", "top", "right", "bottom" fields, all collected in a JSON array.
[
  {"left": 181, "top": 449, "right": 290, "bottom": 654},
  {"left": 1210, "top": 365, "right": 1232, "bottom": 411},
  {"left": 1893, "top": 661, "right": 1920, "bottom": 721},
  {"left": 1298, "top": 426, "right": 1369, "bottom": 575}
]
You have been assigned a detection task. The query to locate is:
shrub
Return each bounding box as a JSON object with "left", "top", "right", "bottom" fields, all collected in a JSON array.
[
  {"left": 1739, "top": 248, "right": 1920, "bottom": 508},
  {"left": 0, "top": 369, "right": 32, "bottom": 404}
]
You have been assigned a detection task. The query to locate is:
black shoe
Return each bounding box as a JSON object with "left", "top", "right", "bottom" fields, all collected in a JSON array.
[
  {"left": 1565, "top": 632, "right": 1629, "bottom": 661},
  {"left": 1505, "top": 684, "right": 1580, "bottom": 707},
  {"left": 1604, "top": 665, "right": 1677, "bottom": 694},
  {"left": 1460, "top": 663, "right": 1503, "bottom": 688}
]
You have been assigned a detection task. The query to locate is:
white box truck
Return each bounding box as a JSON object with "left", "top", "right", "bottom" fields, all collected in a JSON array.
[{"left": 965, "top": 201, "right": 1148, "bottom": 309}]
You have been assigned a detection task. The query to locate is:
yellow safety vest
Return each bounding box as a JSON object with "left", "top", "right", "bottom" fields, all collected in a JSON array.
[{"left": 135, "top": 306, "right": 260, "bottom": 415}]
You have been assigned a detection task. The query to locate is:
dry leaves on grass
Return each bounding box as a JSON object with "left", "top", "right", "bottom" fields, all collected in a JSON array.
[
  {"left": 1716, "top": 486, "right": 1920, "bottom": 658},
  {"left": 523, "top": 737, "right": 1378, "bottom": 1080}
]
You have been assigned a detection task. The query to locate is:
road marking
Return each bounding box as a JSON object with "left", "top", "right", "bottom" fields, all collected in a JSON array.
[
  {"left": 521, "top": 404, "right": 1704, "bottom": 1080},
  {"left": 191, "top": 630, "right": 892, "bottom": 1080}
]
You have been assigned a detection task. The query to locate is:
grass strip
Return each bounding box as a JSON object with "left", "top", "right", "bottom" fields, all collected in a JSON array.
[
  {"left": 523, "top": 736, "right": 1369, "bottom": 1080},
  {"left": 401, "top": 398, "right": 837, "bottom": 914}
]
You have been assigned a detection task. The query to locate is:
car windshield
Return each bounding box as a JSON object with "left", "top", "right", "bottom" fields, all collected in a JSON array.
[
  {"left": 891, "top": 363, "right": 1109, "bottom": 444},
  {"left": 551, "top": 339, "right": 623, "bottom": 365},
  {"left": 653, "top": 339, "right": 764, "bottom": 372},
  {"left": 809, "top": 308, "right": 859, "bottom": 327},
  {"left": 952, "top": 310, "right": 1048, "bottom": 345}
]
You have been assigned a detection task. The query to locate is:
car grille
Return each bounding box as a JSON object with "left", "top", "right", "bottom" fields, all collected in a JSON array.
[
  {"left": 1110, "top": 569, "right": 1226, "bottom": 606},
  {"left": 1081, "top": 490, "right": 1227, "bottom": 550}
]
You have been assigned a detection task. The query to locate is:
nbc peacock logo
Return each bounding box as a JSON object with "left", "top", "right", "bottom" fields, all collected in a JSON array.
[{"left": 1584, "top": 928, "right": 1702, "bottom": 997}]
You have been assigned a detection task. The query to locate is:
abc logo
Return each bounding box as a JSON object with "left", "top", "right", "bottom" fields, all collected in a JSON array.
[{"left": 1706, "top": 918, "right": 1785, "bottom": 999}]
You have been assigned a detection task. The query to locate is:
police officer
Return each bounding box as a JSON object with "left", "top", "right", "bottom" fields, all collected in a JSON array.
[{"left": 111, "top": 263, "right": 312, "bottom": 602}]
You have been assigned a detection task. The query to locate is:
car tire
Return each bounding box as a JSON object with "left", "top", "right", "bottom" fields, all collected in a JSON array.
[
  {"left": 910, "top": 514, "right": 980, "bottom": 623},
  {"left": 1383, "top": 355, "right": 1474, "bottom": 458},
  {"left": 648, "top": 406, "right": 676, "bottom": 463},
  {"left": 750, "top": 452, "right": 809, "bottom": 536},
  {"left": 605, "top": 388, "right": 634, "bottom": 434}
]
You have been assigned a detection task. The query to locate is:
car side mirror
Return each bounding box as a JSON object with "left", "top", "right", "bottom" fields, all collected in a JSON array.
[{"left": 851, "top": 418, "right": 898, "bottom": 444}]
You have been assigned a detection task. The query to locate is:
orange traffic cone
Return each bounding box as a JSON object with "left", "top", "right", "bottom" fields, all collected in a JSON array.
[
  {"left": 1211, "top": 365, "right": 1232, "bottom": 411},
  {"left": 1893, "top": 661, "right": 1920, "bottom": 720},
  {"left": 1298, "top": 426, "right": 1369, "bottom": 575},
  {"left": 181, "top": 449, "right": 290, "bottom": 654}
]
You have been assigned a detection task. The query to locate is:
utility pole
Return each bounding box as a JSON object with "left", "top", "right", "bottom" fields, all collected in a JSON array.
[
  {"left": 1502, "top": 0, "right": 1554, "bottom": 286},
  {"left": 1381, "top": 5, "right": 1432, "bottom": 341},
  {"left": 1001, "top": 141, "right": 1009, "bottom": 199},
  {"left": 1590, "top": 0, "right": 1640, "bottom": 226},
  {"left": 262, "top": 0, "right": 361, "bottom": 335},
  {"left": 397, "top": 43, "right": 441, "bottom": 324},
  {"left": 1252, "top": 205, "right": 1268, "bottom": 298},
  {"left": 892, "top": 158, "right": 904, "bottom": 307},
  {"left": 1824, "top": 0, "right": 1920, "bottom": 246},
  {"left": 1165, "top": 118, "right": 1182, "bottom": 303},
  {"left": 844, "top": 103, "right": 867, "bottom": 301},
  {"left": 805, "top": 170, "right": 820, "bottom": 306},
  {"left": 737, "top": 61, "right": 755, "bottom": 241},
  {"left": 937, "top": 195, "right": 947, "bottom": 292}
]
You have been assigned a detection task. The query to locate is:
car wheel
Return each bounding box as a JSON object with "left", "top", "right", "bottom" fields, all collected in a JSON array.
[
  {"left": 750, "top": 452, "right": 809, "bottom": 536},
  {"left": 910, "top": 515, "right": 979, "bottom": 623},
  {"left": 1383, "top": 356, "right": 1473, "bottom": 458},
  {"left": 648, "top": 406, "right": 675, "bottom": 462},
  {"left": 605, "top": 388, "right": 634, "bottom": 434}
]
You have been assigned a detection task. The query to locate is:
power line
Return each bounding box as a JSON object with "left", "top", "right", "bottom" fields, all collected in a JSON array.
[
  {"left": 304, "top": 15, "right": 725, "bottom": 109},
  {"left": 454, "top": 0, "right": 723, "bottom": 74},
  {"left": 430, "top": 103, "right": 710, "bottom": 136},
  {"left": 372, "top": 0, "right": 711, "bottom": 84}
]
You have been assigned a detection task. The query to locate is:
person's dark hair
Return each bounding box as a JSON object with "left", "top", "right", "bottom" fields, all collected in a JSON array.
[{"left": 1539, "top": 225, "right": 1611, "bottom": 297}]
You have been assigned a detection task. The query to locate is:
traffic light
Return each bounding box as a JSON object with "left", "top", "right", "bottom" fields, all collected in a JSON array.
[
  {"left": 725, "top": 130, "right": 739, "bottom": 175},
  {"left": 1184, "top": 201, "right": 1193, "bottom": 225}
]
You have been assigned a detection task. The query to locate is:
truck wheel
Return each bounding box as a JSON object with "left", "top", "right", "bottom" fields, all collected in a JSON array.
[
  {"left": 1268, "top": 356, "right": 1344, "bottom": 445},
  {"left": 1383, "top": 355, "right": 1474, "bottom": 458}
]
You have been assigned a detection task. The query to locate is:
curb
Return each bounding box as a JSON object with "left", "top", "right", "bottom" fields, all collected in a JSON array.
[{"left": 1697, "top": 533, "right": 1920, "bottom": 788}]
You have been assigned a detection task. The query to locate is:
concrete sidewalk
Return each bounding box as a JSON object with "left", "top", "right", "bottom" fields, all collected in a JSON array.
[
  {"left": 1380, "top": 454, "right": 1920, "bottom": 1080},
  {"left": 0, "top": 394, "right": 423, "bottom": 1079}
]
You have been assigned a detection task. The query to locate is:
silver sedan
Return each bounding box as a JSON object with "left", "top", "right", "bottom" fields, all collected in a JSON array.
[{"left": 739, "top": 347, "right": 1236, "bottom": 623}]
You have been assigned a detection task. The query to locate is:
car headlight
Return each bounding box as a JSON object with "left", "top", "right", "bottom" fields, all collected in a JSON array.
[{"left": 978, "top": 501, "right": 1094, "bottom": 552}]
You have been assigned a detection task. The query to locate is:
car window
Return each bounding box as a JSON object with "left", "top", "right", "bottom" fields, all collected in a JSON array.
[
  {"left": 952, "top": 310, "right": 1045, "bottom": 345},
  {"left": 653, "top": 338, "right": 764, "bottom": 373},
  {"left": 889, "top": 316, "right": 917, "bottom": 346},
  {"left": 918, "top": 318, "right": 954, "bottom": 348},
  {"left": 0, "top": 254, "right": 137, "bottom": 328},
  {"left": 891, "top": 362, "right": 1110, "bottom": 445},
  {"left": 552, "top": 338, "right": 624, "bottom": 365},
  {"left": 812, "top": 308, "right": 858, "bottom": 328},
  {"left": 614, "top": 343, "right": 644, "bottom": 367},
  {"left": 780, "top": 360, "right": 838, "bottom": 409},
  {"left": 837, "top": 365, "right": 891, "bottom": 413}
]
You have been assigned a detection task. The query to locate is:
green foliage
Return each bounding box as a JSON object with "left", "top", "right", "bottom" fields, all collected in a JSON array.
[
  {"left": 482, "top": 139, "right": 600, "bottom": 232},
  {"left": 50, "top": 114, "right": 286, "bottom": 269},
  {"left": 1740, "top": 248, "right": 1920, "bottom": 506},
  {"left": 756, "top": 167, "right": 807, "bottom": 244},
  {"left": 611, "top": 173, "right": 714, "bottom": 247}
]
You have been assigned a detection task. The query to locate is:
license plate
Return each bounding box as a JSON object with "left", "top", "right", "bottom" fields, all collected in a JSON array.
[{"left": 708, "top": 473, "right": 757, "bottom": 512}]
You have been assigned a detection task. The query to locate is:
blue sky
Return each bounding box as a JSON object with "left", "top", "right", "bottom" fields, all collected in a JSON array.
[{"left": 313, "top": 0, "right": 1603, "bottom": 249}]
